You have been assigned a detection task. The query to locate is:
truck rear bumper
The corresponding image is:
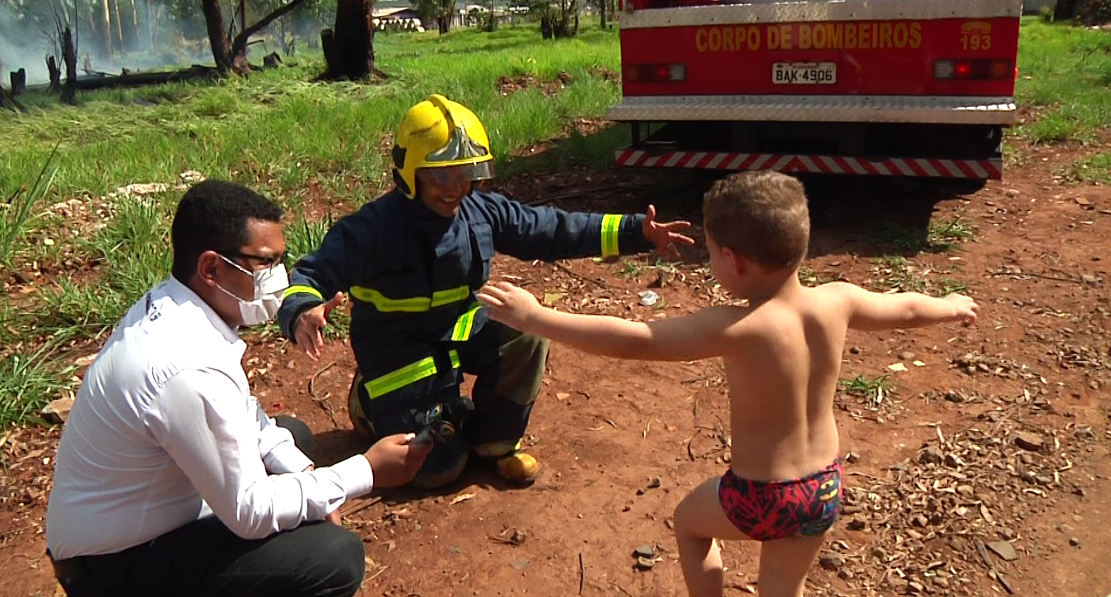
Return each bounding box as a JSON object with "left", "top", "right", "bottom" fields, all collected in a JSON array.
[
  {"left": 606, "top": 95, "right": 1017, "bottom": 126},
  {"left": 614, "top": 149, "right": 1002, "bottom": 179}
]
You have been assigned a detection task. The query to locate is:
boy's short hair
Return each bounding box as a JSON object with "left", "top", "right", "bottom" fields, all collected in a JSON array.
[{"left": 702, "top": 170, "right": 810, "bottom": 271}]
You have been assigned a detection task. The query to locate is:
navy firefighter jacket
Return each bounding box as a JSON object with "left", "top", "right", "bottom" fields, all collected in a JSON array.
[{"left": 277, "top": 188, "right": 654, "bottom": 411}]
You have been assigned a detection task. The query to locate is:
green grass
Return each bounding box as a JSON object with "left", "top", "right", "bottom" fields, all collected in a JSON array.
[
  {"left": 1060, "top": 151, "right": 1111, "bottom": 183},
  {"left": 0, "top": 343, "right": 79, "bottom": 429},
  {"left": 869, "top": 217, "right": 974, "bottom": 255},
  {"left": 838, "top": 374, "right": 895, "bottom": 407},
  {"left": 871, "top": 255, "right": 968, "bottom": 296},
  {"left": 1014, "top": 19, "right": 1111, "bottom": 143},
  {"left": 0, "top": 26, "right": 623, "bottom": 206}
]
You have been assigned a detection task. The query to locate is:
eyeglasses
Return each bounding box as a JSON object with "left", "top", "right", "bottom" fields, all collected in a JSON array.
[{"left": 219, "top": 250, "right": 289, "bottom": 272}]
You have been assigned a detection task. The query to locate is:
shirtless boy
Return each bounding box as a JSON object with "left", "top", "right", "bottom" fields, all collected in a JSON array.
[{"left": 476, "top": 170, "right": 979, "bottom": 597}]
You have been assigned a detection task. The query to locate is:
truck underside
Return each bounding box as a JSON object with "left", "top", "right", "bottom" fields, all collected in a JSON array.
[
  {"left": 609, "top": 0, "right": 1022, "bottom": 180},
  {"left": 619, "top": 120, "right": 1003, "bottom": 179}
]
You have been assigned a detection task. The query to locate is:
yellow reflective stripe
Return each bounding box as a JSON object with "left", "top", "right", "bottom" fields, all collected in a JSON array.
[
  {"left": 365, "top": 349, "right": 461, "bottom": 398},
  {"left": 282, "top": 285, "right": 323, "bottom": 300},
  {"left": 601, "top": 214, "right": 622, "bottom": 258},
  {"left": 348, "top": 285, "right": 470, "bottom": 312},
  {"left": 451, "top": 303, "right": 481, "bottom": 341},
  {"left": 349, "top": 287, "right": 431, "bottom": 312},
  {"left": 431, "top": 285, "right": 470, "bottom": 307}
]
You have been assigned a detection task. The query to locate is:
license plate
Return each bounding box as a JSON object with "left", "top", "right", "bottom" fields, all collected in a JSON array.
[{"left": 772, "top": 62, "right": 837, "bottom": 85}]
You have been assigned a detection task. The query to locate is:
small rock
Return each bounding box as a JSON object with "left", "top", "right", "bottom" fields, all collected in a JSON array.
[
  {"left": 999, "top": 527, "right": 1015, "bottom": 540},
  {"left": 837, "top": 569, "right": 853, "bottom": 580},
  {"left": 846, "top": 451, "right": 861, "bottom": 464},
  {"left": 1074, "top": 487, "right": 1087, "bottom": 498},
  {"left": 907, "top": 529, "right": 924, "bottom": 540},
  {"left": 850, "top": 346, "right": 862, "bottom": 355},
  {"left": 899, "top": 351, "right": 915, "bottom": 360},
  {"left": 913, "top": 514, "right": 929, "bottom": 527},
  {"left": 847, "top": 517, "right": 867, "bottom": 531},
  {"left": 1036, "top": 475, "right": 1054, "bottom": 485},
  {"left": 920, "top": 447, "right": 945, "bottom": 465},
  {"left": 818, "top": 554, "right": 844, "bottom": 571},
  {"left": 511, "top": 560, "right": 530, "bottom": 570},
  {"left": 986, "top": 540, "right": 1018, "bottom": 561},
  {"left": 908, "top": 580, "right": 925, "bottom": 594},
  {"left": 956, "top": 485, "right": 974, "bottom": 497},
  {"left": 944, "top": 390, "right": 966, "bottom": 403},
  {"left": 1090, "top": 380, "right": 1101, "bottom": 390},
  {"left": 1014, "top": 432, "right": 1044, "bottom": 451},
  {"left": 945, "top": 453, "right": 961, "bottom": 468},
  {"left": 635, "top": 556, "right": 654, "bottom": 571},
  {"left": 1075, "top": 196, "right": 1091, "bottom": 206},
  {"left": 1069, "top": 537, "right": 1081, "bottom": 547},
  {"left": 871, "top": 546, "right": 888, "bottom": 560},
  {"left": 42, "top": 396, "right": 76, "bottom": 424},
  {"left": 933, "top": 577, "right": 950, "bottom": 589},
  {"left": 633, "top": 545, "right": 654, "bottom": 559}
]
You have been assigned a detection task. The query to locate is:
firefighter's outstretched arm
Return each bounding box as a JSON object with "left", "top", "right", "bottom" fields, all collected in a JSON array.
[
  {"left": 482, "top": 194, "right": 693, "bottom": 262},
  {"left": 278, "top": 214, "right": 376, "bottom": 361}
]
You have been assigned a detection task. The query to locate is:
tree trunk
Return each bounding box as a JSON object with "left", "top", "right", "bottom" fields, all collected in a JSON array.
[
  {"left": 112, "top": 0, "right": 126, "bottom": 54},
  {"left": 439, "top": 0, "right": 454, "bottom": 33},
  {"left": 47, "top": 56, "right": 62, "bottom": 92},
  {"left": 146, "top": 0, "right": 154, "bottom": 51},
  {"left": 101, "top": 0, "right": 114, "bottom": 55},
  {"left": 202, "top": 0, "right": 235, "bottom": 75},
  {"left": 129, "top": 0, "right": 140, "bottom": 48},
  {"left": 62, "top": 26, "right": 78, "bottom": 105},
  {"left": 322, "top": 0, "right": 375, "bottom": 80},
  {"left": 10, "top": 70, "right": 27, "bottom": 96}
]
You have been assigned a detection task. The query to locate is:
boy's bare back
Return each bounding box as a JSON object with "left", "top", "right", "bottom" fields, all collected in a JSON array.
[{"left": 717, "top": 280, "right": 976, "bottom": 483}]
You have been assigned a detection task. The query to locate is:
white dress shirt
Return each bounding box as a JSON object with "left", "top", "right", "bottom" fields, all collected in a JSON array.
[{"left": 46, "top": 277, "right": 374, "bottom": 559}]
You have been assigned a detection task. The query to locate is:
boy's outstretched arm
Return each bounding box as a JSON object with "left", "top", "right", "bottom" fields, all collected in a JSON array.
[
  {"left": 826, "top": 282, "right": 979, "bottom": 331},
  {"left": 477, "top": 282, "right": 734, "bottom": 362}
]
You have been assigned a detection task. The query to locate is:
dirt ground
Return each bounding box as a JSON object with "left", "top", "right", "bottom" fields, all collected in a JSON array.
[{"left": 1, "top": 140, "right": 1109, "bottom": 597}]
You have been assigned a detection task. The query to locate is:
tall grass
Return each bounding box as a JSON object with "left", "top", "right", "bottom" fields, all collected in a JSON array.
[{"left": 0, "top": 26, "right": 623, "bottom": 205}]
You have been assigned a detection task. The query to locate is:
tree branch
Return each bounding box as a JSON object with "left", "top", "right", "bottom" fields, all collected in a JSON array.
[{"left": 230, "top": 0, "right": 309, "bottom": 57}]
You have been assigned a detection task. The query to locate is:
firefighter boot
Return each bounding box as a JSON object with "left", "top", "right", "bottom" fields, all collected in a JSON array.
[{"left": 472, "top": 440, "right": 539, "bottom": 486}]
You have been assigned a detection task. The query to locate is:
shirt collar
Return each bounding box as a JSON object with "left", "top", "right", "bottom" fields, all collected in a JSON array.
[{"left": 163, "top": 276, "right": 242, "bottom": 345}]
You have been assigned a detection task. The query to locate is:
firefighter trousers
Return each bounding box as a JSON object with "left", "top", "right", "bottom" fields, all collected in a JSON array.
[{"left": 347, "top": 321, "right": 550, "bottom": 488}]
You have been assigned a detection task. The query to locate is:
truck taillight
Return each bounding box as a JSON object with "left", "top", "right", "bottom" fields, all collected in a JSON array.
[
  {"left": 624, "top": 64, "right": 686, "bottom": 82},
  {"left": 933, "top": 59, "right": 1013, "bottom": 81}
]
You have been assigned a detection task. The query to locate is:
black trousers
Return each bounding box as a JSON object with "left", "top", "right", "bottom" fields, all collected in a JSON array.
[
  {"left": 49, "top": 417, "right": 365, "bottom": 597},
  {"left": 347, "top": 321, "right": 550, "bottom": 486}
]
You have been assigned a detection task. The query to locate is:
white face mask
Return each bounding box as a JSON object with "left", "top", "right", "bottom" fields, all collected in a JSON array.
[{"left": 216, "top": 256, "right": 289, "bottom": 327}]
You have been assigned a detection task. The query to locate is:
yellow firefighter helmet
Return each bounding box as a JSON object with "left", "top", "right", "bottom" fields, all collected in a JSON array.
[{"left": 391, "top": 94, "right": 495, "bottom": 199}]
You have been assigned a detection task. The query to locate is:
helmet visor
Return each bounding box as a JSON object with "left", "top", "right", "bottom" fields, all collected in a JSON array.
[{"left": 416, "top": 161, "right": 495, "bottom": 187}]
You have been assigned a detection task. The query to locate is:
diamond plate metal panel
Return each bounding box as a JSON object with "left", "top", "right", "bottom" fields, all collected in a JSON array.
[
  {"left": 605, "top": 94, "right": 1016, "bottom": 125},
  {"left": 620, "top": 0, "right": 1023, "bottom": 29}
]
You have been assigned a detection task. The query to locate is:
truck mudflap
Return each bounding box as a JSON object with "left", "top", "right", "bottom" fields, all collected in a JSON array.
[
  {"left": 614, "top": 149, "right": 1002, "bottom": 179},
  {"left": 606, "top": 94, "right": 1017, "bottom": 126}
]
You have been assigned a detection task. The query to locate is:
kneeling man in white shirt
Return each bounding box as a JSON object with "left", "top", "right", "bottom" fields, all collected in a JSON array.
[{"left": 45, "top": 179, "right": 432, "bottom": 597}]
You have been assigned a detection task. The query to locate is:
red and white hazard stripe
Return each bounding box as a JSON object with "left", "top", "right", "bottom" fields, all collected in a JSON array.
[{"left": 614, "top": 150, "right": 1002, "bottom": 179}]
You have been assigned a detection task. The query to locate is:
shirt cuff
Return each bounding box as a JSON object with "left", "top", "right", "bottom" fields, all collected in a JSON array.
[
  {"left": 265, "top": 443, "right": 314, "bottom": 475},
  {"left": 328, "top": 454, "right": 375, "bottom": 500}
]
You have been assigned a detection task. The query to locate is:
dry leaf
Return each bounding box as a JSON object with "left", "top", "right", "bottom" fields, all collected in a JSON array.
[
  {"left": 887, "top": 362, "right": 908, "bottom": 372},
  {"left": 543, "top": 292, "right": 566, "bottom": 306},
  {"left": 912, "top": 360, "right": 927, "bottom": 367},
  {"left": 555, "top": 392, "right": 570, "bottom": 400},
  {"left": 451, "top": 492, "right": 477, "bottom": 505}
]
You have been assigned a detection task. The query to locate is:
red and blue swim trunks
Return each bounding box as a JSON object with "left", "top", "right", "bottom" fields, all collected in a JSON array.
[{"left": 717, "top": 458, "right": 844, "bottom": 542}]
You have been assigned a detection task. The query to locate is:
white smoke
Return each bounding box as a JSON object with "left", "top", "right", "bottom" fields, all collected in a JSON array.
[{"left": 0, "top": 4, "right": 55, "bottom": 86}]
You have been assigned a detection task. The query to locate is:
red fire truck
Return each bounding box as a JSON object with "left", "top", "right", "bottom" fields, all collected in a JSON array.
[{"left": 608, "top": 0, "right": 1022, "bottom": 181}]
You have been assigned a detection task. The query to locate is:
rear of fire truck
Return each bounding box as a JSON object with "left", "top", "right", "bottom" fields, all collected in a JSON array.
[{"left": 607, "top": 0, "right": 1022, "bottom": 181}]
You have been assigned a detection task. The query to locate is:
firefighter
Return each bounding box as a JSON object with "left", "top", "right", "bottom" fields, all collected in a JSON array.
[{"left": 278, "top": 94, "right": 693, "bottom": 488}]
